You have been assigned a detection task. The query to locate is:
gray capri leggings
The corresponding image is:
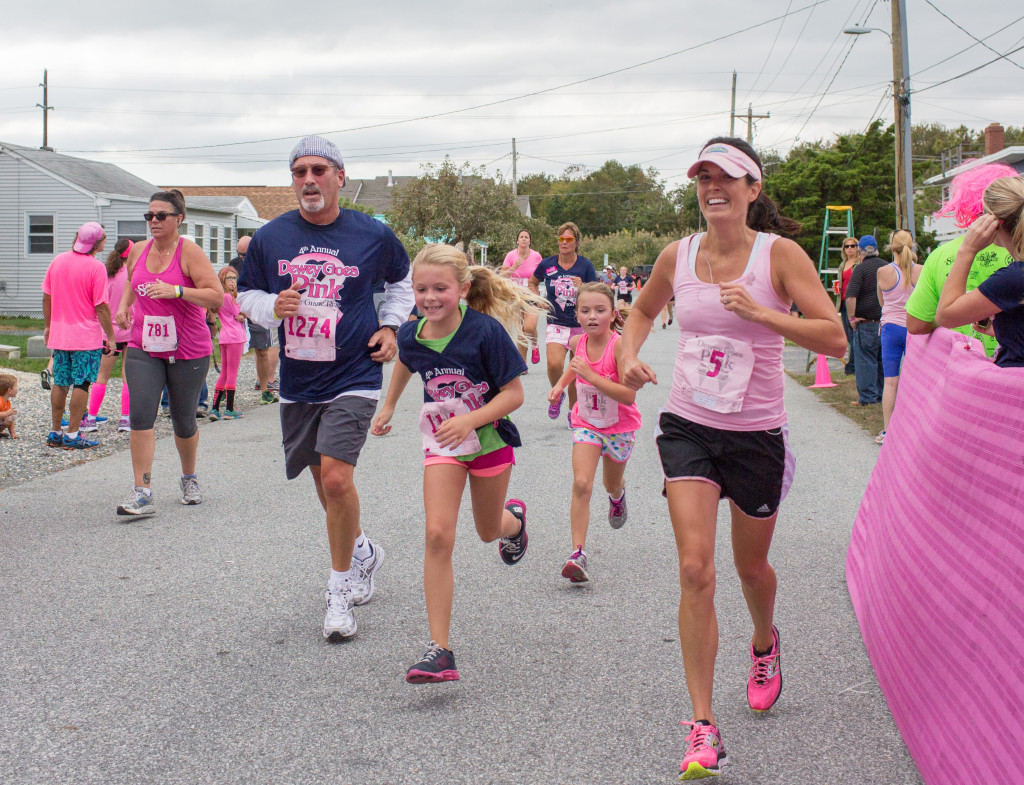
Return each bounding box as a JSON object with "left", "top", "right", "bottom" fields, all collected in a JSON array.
[{"left": 124, "top": 348, "right": 210, "bottom": 437}]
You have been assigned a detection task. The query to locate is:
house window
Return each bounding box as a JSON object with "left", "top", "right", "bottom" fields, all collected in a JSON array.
[
  {"left": 117, "top": 220, "right": 148, "bottom": 243},
  {"left": 27, "top": 214, "right": 55, "bottom": 254},
  {"left": 193, "top": 223, "right": 205, "bottom": 251},
  {"left": 223, "top": 227, "right": 232, "bottom": 261},
  {"left": 210, "top": 225, "right": 219, "bottom": 264}
]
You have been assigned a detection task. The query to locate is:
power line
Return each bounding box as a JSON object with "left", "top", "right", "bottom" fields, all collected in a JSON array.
[
  {"left": 915, "top": 42, "right": 1024, "bottom": 94},
  {"left": 913, "top": 15, "right": 1024, "bottom": 77},
  {"left": 921, "top": 0, "right": 1024, "bottom": 71},
  {"left": 64, "top": 0, "right": 836, "bottom": 155}
]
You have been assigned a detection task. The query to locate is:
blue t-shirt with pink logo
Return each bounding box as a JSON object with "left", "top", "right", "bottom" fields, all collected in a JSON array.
[
  {"left": 238, "top": 209, "right": 409, "bottom": 402},
  {"left": 397, "top": 307, "right": 527, "bottom": 454},
  {"left": 533, "top": 255, "right": 598, "bottom": 327}
]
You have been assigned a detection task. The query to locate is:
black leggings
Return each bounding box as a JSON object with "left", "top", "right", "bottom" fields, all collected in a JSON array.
[{"left": 124, "top": 348, "right": 210, "bottom": 437}]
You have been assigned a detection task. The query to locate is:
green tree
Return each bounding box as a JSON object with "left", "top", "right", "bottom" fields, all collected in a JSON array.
[
  {"left": 338, "top": 196, "right": 376, "bottom": 216},
  {"left": 386, "top": 157, "right": 523, "bottom": 256}
]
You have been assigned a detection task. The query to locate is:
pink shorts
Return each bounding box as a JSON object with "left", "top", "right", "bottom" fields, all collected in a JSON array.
[
  {"left": 545, "top": 324, "right": 585, "bottom": 348},
  {"left": 424, "top": 445, "right": 515, "bottom": 477}
]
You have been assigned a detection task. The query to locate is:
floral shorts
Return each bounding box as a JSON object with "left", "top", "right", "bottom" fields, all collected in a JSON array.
[
  {"left": 52, "top": 349, "right": 102, "bottom": 387},
  {"left": 571, "top": 426, "right": 636, "bottom": 463}
]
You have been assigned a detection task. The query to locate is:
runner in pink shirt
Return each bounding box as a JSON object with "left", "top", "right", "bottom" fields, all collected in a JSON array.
[
  {"left": 41, "top": 222, "right": 117, "bottom": 450},
  {"left": 501, "top": 229, "right": 544, "bottom": 365}
]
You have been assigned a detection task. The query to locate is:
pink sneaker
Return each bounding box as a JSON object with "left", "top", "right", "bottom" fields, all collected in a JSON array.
[
  {"left": 531, "top": 347, "right": 540, "bottom": 364},
  {"left": 680, "top": 720, "right": 727, "bottom": 779},
  {"left": 746, "top": 625, "right": 782, "bottom": 712}
]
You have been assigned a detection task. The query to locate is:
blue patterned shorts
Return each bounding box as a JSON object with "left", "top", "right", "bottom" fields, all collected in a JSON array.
[
  {"left": 52, "top": 349, "right": 103, "bottom": 387},
  {"left": 571, "top": 426, "right": 636, "bottom": 463}
]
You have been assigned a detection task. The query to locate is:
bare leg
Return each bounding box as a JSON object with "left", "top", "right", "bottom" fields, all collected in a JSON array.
[
  {"left": 570, "top": 442, "right": 602, "bottom": 548},
  {"left": 730, "top": 502, "right": 779, "bottom": 653},
  {"left": 173, "top": 432, "right": 199, "bottom": 476},
  {"left": 50, "top": 385, "right": 69, "bottom": 432},
  {"left": 667, "top": 479, "right": 721, "bottom": 724},
  {"left": 468, "top": 465, "right": 519, "bottom": 542},
  {"left": 422, "top": 464, "right": 468, "bottom": 650},
  {"left": 255, "top": 348, "right": 270, "bottom": 392},
  {"left": 881, "top": 375, "right": 899, "bottom": 432},
  {"left": 310, "top": 456, "right": 363, "bottom": 573},
  {"left": 130, "top": 429, "right": 156, "bottom": 488},
  {"left": 67, "top": 387, "right": 89, "bottom": 432},
  {"left": 601, "top": 454, "right": 627, "bottom": 498}
]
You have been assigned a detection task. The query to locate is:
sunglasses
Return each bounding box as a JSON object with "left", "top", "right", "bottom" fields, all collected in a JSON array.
[
  {"left": 557, "top": 236, "right": 576, "bottom": 243},
  {"left": 843, "top": 243, "right": 858, "bottom": 249},
  {"left": 144, "top": 211, "right": 180, "bottom": 222},
  {"left": 291, "top": 165, "right": 333, "bottom": 178}
]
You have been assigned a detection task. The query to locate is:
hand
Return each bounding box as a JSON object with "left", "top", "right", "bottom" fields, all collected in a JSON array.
[
  {"left": 971, "top": 319, "right": 996, "bottom": 337},
  {"left": 370, "top": 408, "right": 394, "bottom": 436},
  {"left": 368, "top": 327, "right": 397, "bottom": 363},
  {"left": 235, "top": 314, "right": 246, "bottom": 323},
  {"left": 568, "top": 355, "right": 594, "bottom": 382},
  {"left": 570, "top": 276, "right": 583, "bottom": 287},
  {"left": 718, "top": 282, "right": 762, "bottom": 322},
  {"left": 433, "top": 413, "right": 476, "bottom": 450},
  {"left": 961, "top": 213, "right": 1000, "bottom": 256},
  {"left": 274, "top": 280, "right": 303, "bottom": 319},
  {"left": 547, "top": 386, "right": 565, "bottom": 404},
  {"left": 621, "top": 354, "right": 657, "bottom": 390},
  {"left": 102, "top": 337, "right": 116, "bottom": 356},
  {"left": 849, "top": 316, "right": 864, "bottom": 326},
  {"left": 145, "top": 279, "right": 178, "bottom": 299},
  {"left": 115, "top": 310, "right": 132, "bottom": 331}
]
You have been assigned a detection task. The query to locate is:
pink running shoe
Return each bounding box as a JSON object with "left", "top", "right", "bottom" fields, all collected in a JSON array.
[
  {"left": 548, "top": 391, "right": 564, "bottom": 419},
  {"left": 531, "top": 347, "right": 540, "bottom": 364},
  {"left": 679, "top": 720, "right": 727, "bottom": 780},
  {"left": 746, "top": 625, "right": 782, "bottom": 712}
]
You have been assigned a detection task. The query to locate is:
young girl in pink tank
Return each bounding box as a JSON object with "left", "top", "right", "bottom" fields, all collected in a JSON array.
[
  {"left": 619, "top": 138, "right": 846, "bottom": 780},
  {"left": 547, "top": 282, "right": 642, "bottom": 583},
  {"left": 209, "top": 266, "right": 247, "bottom": 421}
]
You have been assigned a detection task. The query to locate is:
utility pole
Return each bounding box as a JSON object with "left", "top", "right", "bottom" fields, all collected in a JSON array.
[
  {"left": 730, "top": 71, "right": 737, "bottom": 136},
  {"left": 36, "top": 69, "right": 54, "bottom": 151},
  {"left": 892, "top": 0, "right": 914, "bottom": 233},
  {"left": 512, "top": 138, "right": 517, "bottom": 197}
]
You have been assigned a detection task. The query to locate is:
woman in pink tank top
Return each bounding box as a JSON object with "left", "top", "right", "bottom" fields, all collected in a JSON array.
[
  {"left": 874, "top": 230, "right": 923, "bottom": 444},
  {"left": 113, "top": 189, "right": 223, "bottom": 518},
  {"left": 618, "top": 138, "right": 846, "bottom": 779}
]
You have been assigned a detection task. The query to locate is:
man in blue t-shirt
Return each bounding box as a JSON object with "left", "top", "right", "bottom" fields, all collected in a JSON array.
[{"left": 238, "top": 135, "right": 413, "bottom": 642}]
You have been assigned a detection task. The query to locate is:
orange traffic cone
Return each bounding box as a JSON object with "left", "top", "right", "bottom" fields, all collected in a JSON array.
[{"left": 809, "top": 354, "right": 837, "bottom": 388}]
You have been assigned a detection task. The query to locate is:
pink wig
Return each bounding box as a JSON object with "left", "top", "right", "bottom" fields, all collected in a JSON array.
[{"left": 934, "top": 163, "right": 1019, "bottom": 228}]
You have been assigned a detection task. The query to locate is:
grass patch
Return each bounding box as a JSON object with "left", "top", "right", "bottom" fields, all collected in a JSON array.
[
  {"left": 0, "top": 316, "right": 44, "bottom": 329},
  {"left": 788, "top": 370, "right": 884, "bottom": 436}
]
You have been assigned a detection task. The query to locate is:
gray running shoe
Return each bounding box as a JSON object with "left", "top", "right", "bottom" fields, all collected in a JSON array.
[
  {"left": 561, "top": 546, "right": 590, "bottom": 583},
  {"left": 323, "top": 584, "right": 357, "bottom": 640},
  {"left": 608, "top": 490, "right": 628, "bottom": 529},
  {"left": 349, "top": 541, "right": 385, "bottom": 606},
  {"left": 180, "top": 475, "right": 202, "bottom": 505},
  {"left": 117, "top": 487, "right": 155, "bottom": 517}
]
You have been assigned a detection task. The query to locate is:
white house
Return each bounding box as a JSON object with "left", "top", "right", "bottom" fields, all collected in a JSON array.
[{"left": 0, "top": 142, "right": 264, "bottom": 316}]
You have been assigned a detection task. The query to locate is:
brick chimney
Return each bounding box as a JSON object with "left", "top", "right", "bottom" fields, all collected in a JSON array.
[{"left": 984, "top": 123, "right": 1005, "bottom": 156}]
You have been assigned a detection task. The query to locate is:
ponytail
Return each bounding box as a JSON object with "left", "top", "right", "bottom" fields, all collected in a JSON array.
[{"left": 886, "top": 229, "right": 917, "bottom": 288}]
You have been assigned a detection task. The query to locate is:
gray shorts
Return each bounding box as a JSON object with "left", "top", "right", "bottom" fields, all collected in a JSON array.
[
  {"left": 280, "top": 395, "right": 377, "bottom": 479},
  {"left": 248, "top": 321, "right": 276, "bottom": 351}
]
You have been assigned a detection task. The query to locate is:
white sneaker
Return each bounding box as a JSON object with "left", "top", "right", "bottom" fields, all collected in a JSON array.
[
  {"left": 80, "top": 415, "right": 99, "bottom": 433},
  {"left": 349, "top": 541, "right": 384, "bottom": 606},
  {"left": 118, "top": 416, "right": 131, "bottom": 432},
  {"left": 180, "top": 475, "right": 201, "bottom": 505},
  {"left": 323, "top": 584, "right": 357, "bottom": 640}
]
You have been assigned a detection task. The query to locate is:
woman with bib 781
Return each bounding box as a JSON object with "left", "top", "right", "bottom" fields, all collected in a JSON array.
[{"left": 619, "top": 138, "right": 846, "bottom": 780}]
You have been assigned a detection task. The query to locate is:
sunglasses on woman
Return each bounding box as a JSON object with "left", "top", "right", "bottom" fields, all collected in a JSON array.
[
  {"left": 843, "top": 243, "right": 857, "bottom": 249},
  {"left": 144, "top": 211, "right": 180, "bottom": 222}
]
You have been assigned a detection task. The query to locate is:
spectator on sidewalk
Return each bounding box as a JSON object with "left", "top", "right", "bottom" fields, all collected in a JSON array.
[
  {"left": 845, "top": 235, "right": 886, "bottom": 407},
  {"left": 41, "top": 222, "right": 117, "bottom": 450}
]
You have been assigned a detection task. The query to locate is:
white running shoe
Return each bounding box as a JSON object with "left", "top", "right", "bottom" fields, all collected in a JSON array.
[
  {"left": 323, "top": 584, "right": 357, "bottom": 640},
  {"left": 80, "top": 415, "right": 99, "bottom": 433},
  {"left": 349, "top": 541, "right": 384, "bottom": 606},
  {"left": 180, "top": 475, "right": 201, "bottom": 505},
  {"left": 118, "top": 416, "right": 131, "bottom": 432}
]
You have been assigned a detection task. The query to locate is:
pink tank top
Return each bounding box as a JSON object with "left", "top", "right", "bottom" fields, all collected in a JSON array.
[
  {"left": 129, "top": 239, "right": 213, "bottom": 360},
  {"left": 108, "top": 266, "right": 131, "bottom": 343},
  {"left": 880, "top": 263, "right": 914, "bottom": 328},
  {"left": 665, "top": 232, "right": 789, "bottom": 431},
  {"left": 569, "top": 331, "right": 643, "bottom": 434}
]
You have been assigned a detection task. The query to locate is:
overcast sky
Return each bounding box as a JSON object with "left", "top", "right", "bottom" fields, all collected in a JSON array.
[{"left": 1, "top": 0, "right": 1021, "bottom": 193}]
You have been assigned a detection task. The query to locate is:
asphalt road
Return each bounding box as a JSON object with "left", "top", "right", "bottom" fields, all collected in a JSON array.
[{"left": 0, "top": 325, "right": 921, "bottom": 785}]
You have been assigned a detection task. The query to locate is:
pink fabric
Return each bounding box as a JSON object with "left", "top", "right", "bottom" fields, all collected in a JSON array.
[
  {"left": 128, "top": 239, "right": 212, "bottom": 360},
  {"left": 879, "top": 263, "right": 914, "bottom": 328},
  {"left": 121, "top": 381, "right": 130, "bottom": 416},
  {"left": 569, "top": 332, "right": 642, "bottom": 433},
  {"left": 217, "top": 293, "right": 247, "bottom": 344},
  {"left": 215, "top": 342, "right": 244, "bottom": 391},
  {"left": 665, "top": 233, "right": 789, "bottom": 431},
  {"left": 88, "top": 383, "right": 106, "bottom": 417},
  {"left": 502, "top": 249, "right": 542, "bottom": 281},
  {"left": 41, "top": 251, "right": 108, "bottom": 350},
  {"left": 107, "top": 267, "right": 131, "bottom": 343},
  {"left": 847, "top": 328, "right": 1024, "bottom": 785}
]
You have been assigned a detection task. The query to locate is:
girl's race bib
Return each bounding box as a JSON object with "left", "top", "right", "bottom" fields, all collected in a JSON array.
[
  {"left": 678, "top": 335, "right": 755, "bottom": 413},
  {"left": 142, "top": 315, "right": 177, "bottom": 353},
  {"left": 574, "top": 379, "right": 619, "bottom": 429},
  {"left": 419, "top": 400, "right": 482, "bottom": 457},
  {"left": 284, "top": 303, "right": 339, "bottom": 362}
]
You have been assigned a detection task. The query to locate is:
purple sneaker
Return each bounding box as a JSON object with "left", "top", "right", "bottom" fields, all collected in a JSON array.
[
  {"left": 608, "top": 490, "right": 628, "bottom": 529},
  {"left": 548, "top": 391, "right": 564, "bottom": 419}
]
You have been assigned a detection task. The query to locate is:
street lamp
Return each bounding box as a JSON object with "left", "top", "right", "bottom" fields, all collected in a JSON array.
[{"left": 844, "top": 2, "right": 915, "bottom": 235}]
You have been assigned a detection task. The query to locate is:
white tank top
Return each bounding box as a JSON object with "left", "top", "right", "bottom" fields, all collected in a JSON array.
[{"left": 665, "top": 232, "right": 789, "bottom": 431}]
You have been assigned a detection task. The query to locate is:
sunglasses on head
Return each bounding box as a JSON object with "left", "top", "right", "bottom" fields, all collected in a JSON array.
[
  {"left": 291, "top": 165, "right": 333, "bottom": 178},
  {"left": 144, "top": 211, "right": 179, "bottom": 222}
]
